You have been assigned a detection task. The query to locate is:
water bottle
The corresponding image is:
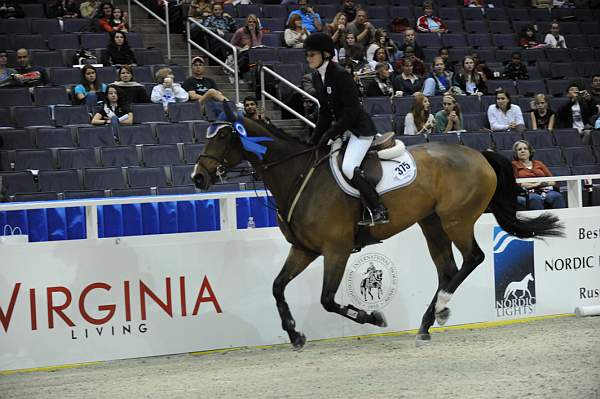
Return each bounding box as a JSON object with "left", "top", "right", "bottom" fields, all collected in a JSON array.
[
  {"left": 164, "top": 87, "right": 174, "bottom": 103},
  {"left": 247, "top": 216, "right": 256, "bottom": 229}
]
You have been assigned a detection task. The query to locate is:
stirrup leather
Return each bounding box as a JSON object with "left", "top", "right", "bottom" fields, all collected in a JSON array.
[{"left": 358, "top": 206, "right": 389, "bottom": 227}]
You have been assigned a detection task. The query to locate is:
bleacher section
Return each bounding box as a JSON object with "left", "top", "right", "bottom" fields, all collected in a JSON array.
[{"left": 1, "top": 0, "right": 600, "bottom": 203}]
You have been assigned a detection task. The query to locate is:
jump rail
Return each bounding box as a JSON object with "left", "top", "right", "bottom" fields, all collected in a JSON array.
[{"left": 127, "top": 0, "right": 171, "bottom": 60}]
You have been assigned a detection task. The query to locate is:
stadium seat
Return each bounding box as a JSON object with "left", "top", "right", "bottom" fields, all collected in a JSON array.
[
  {"left": 192, "top": 121, "right": 210, "bottom": 142},
  {"left": 262, "top": 5, "right": 287, "bottom": 19},
  {"left": 38, "top": 169, "right": 81, "bottom": 192},
  {"left": 127, "top": 166, "right": 168, "bottom": 188},
  {"left": 546, "top": 80, "right": 571, "bottom": 97},
  {"left": 58, "top": 147, "right": 97, "bottom": 169},
  {"left": 63, "top": 189, "right": 105, "bottom": 199},
  {"left": 260, "top": 18, "right": 285, "bottom": 32},
  {"left": 34, "top": 87, "right": 70, "bottom": 106},
  {"left": 157, "top": 185, "right": 196, "bottom": 195},
  {"left": 521, "top": 49, "right": 546, "bottom": 64},
  {"left": 14, "top": 149, "right": 55, "bottom": 171},
  {"left": 134, "top": 49, "right": 165, "bottom": 65},
  {"left": 131, "top": 103, "right": 168, "bottom": 124},
  {"left": 491, "top": 131, "right": 523, "bottom": 150},
  {"left": 417, "top": 33, "right": 442, "bottom": 48},
  {"left": 553, "top": 129, "right": 585, "bottom": 148},
  {"left": 167, "top": 102, "right": 204, "bottom": 123},
  {"left": 96, "top": 66, "right": 117, "bottom": 84},
  {"left": 142, "top": 144, "right": 181, "bottom": 167},
  {"left": 54, "top": 105, "right": 91, "bottom": 127},
  {"left": 183, "top": 143, "right": 205, "bottom": 164},
  {"left": 0, "top": 171, "right": 36, "bottom": 195},
  {"left": 399, "top": 135, "right": 427, "bottom": 146},
  {"left": 371, "top": 115, "right": 394, "bottom": 134},
  {"left": 125, "top": 32, "right": 144, "bottom": 48},
  {"left": 467, "top": 33, "right": 492, "bottom": 47},
  {"left": 563, "top": 146, "right": 596, "bottom": 166},
  {"left": 21, "top": 3, "right": 46, "bottom": 18},
  {"left": 63, "top": 19, "right": 91, "bottom": 33},
  {"left": 516, "top": 80, "right": 547, "bottom": 97},
  {"left": 78, "top": 126, "right": 116, "bottom": 148},
  {"left": 462, "top": 7, "right": 485, "bottom": 20},
  {"left": 0, "top": 130, "right": 34, "bottom": 150},
  {"left": 249, "top": 48, "right": 279, "bottom": 64},
  {"left": 0, "top": 19, "right": 29, "bottom": 34},
  {"left": 84, "top": 167, "right": 126, "bottom": 190},
  {"left": 535, "top": 147, "right": 564, "bottom": 167},
  {"left": 277, "top": 48, "right": 305, "bottom": 64},
  {"left": 50, "top": 67, "right": 81, "bottom": 86},
  {"left": 392, "top": 96, "right": 413, "bottom": 116},
  {"left": 462, "top": 113, "right": 486, "bottom": 131},
  {"left": 523, "top": 130, "right": 556, "bottom": 149},
  {"left": 171, "top": 164, "right": 195, "bottom": 186},
  {"left": 80, "top": 33, "right": 109, "bottom": 49},
  {"left": 14, "top": 106, "right": 53, "bottom": 128},
  {"left": 491, "top": 33, "right": 517, "bottom": 47},
  {"left": 0, "top": 88, "right": 32, "bottom": 107},
  {"left": 35, "top": 128, "right": 75, "bottom": 148},
  {"left": 428, "top": 133, "right": 460, "bottom": 145},
  {"left": 131, "top": 66, "right": 154, "bottom": 83},
  {"left": 31, "top": 51, "right": 63, "bottom": 68},
  {"left": 156, "top": 123, "right": 194, "bottom": 144},
  {"left": 456, "top": 96, "right": 482, "bottom": 114},
  {"left": 486, "top": 80, "right": 517, "bottom": 95},
  {"left": 363, "top": 97, "right": 393, "bottom": 115},
  {"left": 13, "top": 192, "right": 59, "bottom": 202},
  {"left": 118, "top": 124, "right": 156, "bottom": 145},
  {"left": 101, "top": 146, "right": 140, "bottom": 167},
  {"left": 12, "top": 34, "right": 47, "bottom": 50},
  {"left": 441, "top": 33, "right": 467, "bottom": 48},
  {"left": 47, "top": 34, "right": 80, "bottom": 51},
  {"left": 30, "top": 19, "right": 61, "bottom": 35},
  {"left": 461, "top": 131, "right": 492, "bottom": 150},
  {"left": 111, "top": 187, "right": 153, "bottom": 197},
  {"left": 485, "top": 8, "right": 507, "bottom": 20},
  {"left": 439, "top": 8, "right": 461, "bottom": 20},
  {"left": 550, "top": 63, "right": 575, "bottom": 79}
]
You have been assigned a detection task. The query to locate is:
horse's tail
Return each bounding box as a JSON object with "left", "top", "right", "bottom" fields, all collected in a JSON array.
[{"left": 481, "top": 151, "right": 564, "bottom": 239}]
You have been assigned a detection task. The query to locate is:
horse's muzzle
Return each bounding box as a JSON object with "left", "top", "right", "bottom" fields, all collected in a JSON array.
[{"left": 191, "top": 165, "right": 210, "bottom": 191}]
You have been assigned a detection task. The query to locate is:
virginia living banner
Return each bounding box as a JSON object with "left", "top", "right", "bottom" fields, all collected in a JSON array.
[{"left": 1, "top": 209, "right": 599, "bottom": 371}]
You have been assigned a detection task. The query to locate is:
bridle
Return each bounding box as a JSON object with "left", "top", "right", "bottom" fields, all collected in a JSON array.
[{"left": 195, "top": 122, "right": 239, "bottom": 184}]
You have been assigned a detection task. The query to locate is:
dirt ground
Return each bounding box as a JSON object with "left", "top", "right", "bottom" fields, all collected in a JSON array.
[{"left": 1, "top": 316, "right": 599, "bottom": 399}]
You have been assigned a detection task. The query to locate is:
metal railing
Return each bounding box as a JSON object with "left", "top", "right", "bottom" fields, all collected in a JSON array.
[
  {"left": 260, "top": 65, "right": 319, "bottom": 128},
  {"left": 186, "top": 17, "right": 239, "bottom": 104},
  {"left": 127, "top": 0, "right": 171, "bottom": 60}
]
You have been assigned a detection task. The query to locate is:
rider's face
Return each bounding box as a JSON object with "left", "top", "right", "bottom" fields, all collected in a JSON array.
[{"left": 306, "top": 51, "right": 323, "bottom": 69}]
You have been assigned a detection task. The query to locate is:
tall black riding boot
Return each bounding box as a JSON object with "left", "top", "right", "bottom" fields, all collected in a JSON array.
[{"left": 350, "top": 167, "right": 389, "bottom": 226}]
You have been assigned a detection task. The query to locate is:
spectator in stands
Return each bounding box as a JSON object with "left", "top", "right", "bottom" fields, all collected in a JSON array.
[
  {"left": 422, "top": 57, "right": 452, "bottom": 97},
  {"left": 48, "top": 0, "right": 81, "bottom": 19},
  {"left": 465, "top": 0, "right": 485, "bottom": 6},
  {"left": 556, "top": 82, "right": 594, "bottom": 139},
  {"left": 0, "top": 0, "right": 24, "bottom": 19},
  {"left": 367, "top": 29, "right": 400, "bottom": 63},
  {"left": 285, "top": 13, "right": 308, "bottom": 48},
  {"left": 231, "top": 14, "right": 263, "bottom": 76},
  {"left": 0, "top": 50, "right": 17, "bottom": 88},
  {"left": 531, "top": 0, "right": 553, "bottom": 9},
  {"left": 398, "top": 46, "right": 426, "bottom": 78},
  {"left": 186, "top": 0, "right": 212, "bottom": 20},
  {"left": 243, "top": 96, "right": 276, "bottom": 129},
  {"left": 544, "top": 22, "right": 567, "bottom": 49},
  {"left": 286, "top": 0, "right": 322, "bottom": 34},
  {"left": 502, "top": 52, "right": 529, "bottom": 81},
  {"left": 397, "top": 29, "right": 425, "bottom": 62},
  {"left": 13, "top": 49, "right": 49, "bottom": 87},
  {"left": 74, "top": 65, "right": 107, "bottom": 107},
  {"left": 110, "top": 7, "right": 129, "bottom": 32},
  {"left": 435, "top": 94, "right": 463, "bottom": 133},
  {"left": 338, "top": 32, "right": 366, "bottom": 69},
  {"left": 182, "top": 56, "right": 228, "bottom": 121},
  {"left": 404, "top": 93, "right": 435, "bottom": 135},
  {"left": 416, "top": 2, "right": 448, "bottom": 34},
  {"left": 438, "top": 47, "right": 454, "bottom": 76},
  {"left": 471, "top": 52, "right": 493, "bottom": 81},
  {"left": 529, "top": 94, "right": 555, "bottom": 130},
  {"left": 200, "top": 3, "right": 237, "bottom": 63},
  {"left": 326, "top": 13, "right": 348, "bottom": 49},
  {"left": 113, "top": 65, "right": 150, "bottom": 104},
  {"left": 97, "top": 2, "right": 116, "bottom": 32},
  {"left": 80, "top": 0, "right": 100, "bottom": 19},
  {"left": 368, "top": 48, "right": 394, "bottom": 73},
  {"left": 453, "top": 56, "right": 487, "bottom": 96},
  {"left": 518, "top": 25, "right": 545, "bottom": 49},
  {"left": 487, "top": 89, "right": 525, "bottom": 131},
  {"left": 365, "top": 62, "right": 401, "bottom": 97},
  {"left": 346, "top": 8, "right": 375, "bottom": 48},
  {"left": 512, "top": 140, "right": 566, "bottom": 210},
  {"left": 340, "top": 0, "right": 357, "bottom": 23},
  {"left": 92, "top": 85, "right": 133, "bottom": 134},
  {"left": 589, "top": 75, "right": 600, "bottom": 107},
  {"left": 104, "top": 31, "right": 137, "bottom": 66},
  {"left": 396, "top": 58, "right": 422, "bottom": 96},
  {"left": 341, "top": 59, "right": 365, "bottom": 97},
  {"left": 151, "top": 67, "right": 189, "bottom": 112}
]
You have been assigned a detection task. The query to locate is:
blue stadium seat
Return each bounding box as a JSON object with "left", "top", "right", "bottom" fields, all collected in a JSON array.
[
  {"left": 492, "top": 131, "right": 523, "bottom": 150},
  {"left": 550, "top": 63, "right": 575, "bottom": 79},
  {"left": 0, "top": 171, "right": 36, "bottom": 195},
  {"left": 142, "top": 144, "right": 181, "bottom": 167},
  {"left": 62, "top": 19, "right": 91, "bottom": 33},
  {"left": 546, "top": 48, "right": 572, "bottom": 64},
  {"left": 249, "top": 48, "right": 279, "bottom": 64},
  {"left": 101, "top": 146, "right": 140, "bottom": 167},
  {"left": 80, "top": 33, "right": 109, "bottom": 49},
  {"left": 0, "top": 20, "right": 29, "bottom": 34},
  {"left": 58, "top": 148, "right": 97, "bottom": 169},
  {"left": 516, "top": 80, "right": 547, "bottom": 97},
  {"left": 192, "top": 121, "right": 210, "bottom": 142},
  {"left": 0, "top": 130, "right": 34, "bottom": 150},
  {"left": 131, "top": 66, "right": 154, "bottom": 83},
  {"left": 534, "top": 147, "right": 564, "bottom": 167},
  {"left": 168, "top": 102, "right": 204, "bottom": 123},
  {"left": 456, "top": 96, "right": 482, "bottom": 114},
  {"left": 442, "top": 33, "right": 467, "bottom": 48},
  {"left": 127, "top": 166, "right": 168, "bottom": 188},
  {"left": 237, "top": 4, "right": 262, "bottom": 17},
  {"left": 157, "top": 185, "right": 196, "bottom": 195},
  {"left": 363, "top": 97, "right": 393, "bottom": 115},
  {"left": 553, "top": 129, "right": 585, "bottom": 148},
  {"left": 0, "top": 88, "right": 32, "bottom": 107},
  {"left": 523, "top": 130, "right": 556, "bottom": 149},
  {"left": 35, "top": 127, "right": 75, "bottom": 148},
  {"left": 31, "top": 51, "right": 64, "bottom": 68},
  {"left": 13, "top": 192, "right": 59, "bottom": 202},
  {"left": 14, "top": 149, "right": 55, "bottom": 171},
  {"left": 38, "top": 169, "right": 81, "bottom": 192},
  {"left": 462, "top": 113, "right": 486, "bottom": 131},
  {"left": 96, "top": 66, "right": 117, "bottom": 84},
  {"left": 156, "top": 123, "right": 194, "bottom": 144},
  {"left": 14, "top": 106, "right": 53, "bottom": 128},
  {"left": 392, "top": 96, "right": 413, "bottom": 116},
  {"left": 54, "top": 105, "right": 90, "bottom": 127},
  {"left": 399, "top": 135, "right": 427, "bottom": 146},
  {"left": 171, "top": 164, "right": 195, "bottom": 186},
  {"left": 47, "top": 34, "right": 80, "bottom": 51},
  {"left": 417, "top": 33, "right": 443, "bottom": 48},
  {"left": 277, "top": 48, "right": 305, "bottom": 64},
  {"left": 428, "top": 133, "right": 460, "bottom": 144},
  {"left": 461, "top": 131, "right": 492, "bottom": 150},
  {"left": 183, "top": 143, "right": 205, "bottom": 164},
  {"left": 118, "top": 124, "right": 156, "bottom": 145},
  {"left": 63, "top": 190, "right": 105, "bottom": 199},
  {"left": 21, "top": 3, "right": 46, "bottom": 18},
  {"left": 260, "top": 18, "right": 285, "bottom": 32},
  {"left": 491, "top": 33, "right": 517, "bottom": 46},
  {"left": 111, "top": 187, "right": 153, "bottom": 197},
  {"left": 486, "top": 80, "right": 517, "bottom": 95},
  {"left": 30, "top": 19, "right": 61, "bottom": 35},
  {"left": 125, "top": 32, "right": 144, "bottom": 48},
  {"left": 134, "top": 49, "right": 165, "bottom": 65},
  {"left": 49, "top": 67, "right": 80, "bottom": 86},
  {"left": 371, "top": 115, "right": 394, "bottom": 134},
  {"left": 34, "top": 86, "right": 70, "bottom": 106},
  {"left": 84, "top": 167, "right": 126, "bottom": 190},
  {"left": 131, "top": 103, "right": 167, "bottom": 124},
  {"left": 262, "top": 5, "right": 287, "bottom": 19},
  {"left": 77, "top": 126, "right": 115, "bottom": 148},
  {"left": 12, "top": 34, "right": 47, "bottom": 50},
  {"left": 465, "top": 22, "right": 489, "bottom": 35},
  {"left": 563, "top": 146, "right": 596, "bottom": 166}
]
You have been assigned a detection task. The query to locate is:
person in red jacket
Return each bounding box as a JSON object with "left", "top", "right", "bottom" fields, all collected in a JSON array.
[
  {"left": 416, "top": 2, "right": 447, "bottom": 33},
  {"left": 97, "top": 2, "right": 117, "bottom": 33}
]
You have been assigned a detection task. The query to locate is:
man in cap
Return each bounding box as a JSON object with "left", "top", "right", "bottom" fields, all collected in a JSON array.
[{"left": 182, "top": 56, "right": 228, "bottom": 121}]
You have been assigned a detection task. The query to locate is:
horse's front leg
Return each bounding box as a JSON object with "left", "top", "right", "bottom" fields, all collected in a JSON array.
[
  {"left": 272, "top": 246, "right": 318, "bottom": 350},
  {"left": 321, "top": 251, "right": 388, "bottom": 328}
]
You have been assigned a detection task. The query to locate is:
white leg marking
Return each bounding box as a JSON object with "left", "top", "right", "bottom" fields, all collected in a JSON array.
[{"left": 435, "top": 290, "right": 452, "bottom": 314}]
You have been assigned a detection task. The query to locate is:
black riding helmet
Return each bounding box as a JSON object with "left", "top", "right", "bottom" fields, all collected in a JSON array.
[{"left": 304, "top": 33, "right": 335, "bottom": 65}]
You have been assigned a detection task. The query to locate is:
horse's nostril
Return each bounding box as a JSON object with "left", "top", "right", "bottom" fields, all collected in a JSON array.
[{"left": 192, "top": 173, "right": 205, "bottom": 190}]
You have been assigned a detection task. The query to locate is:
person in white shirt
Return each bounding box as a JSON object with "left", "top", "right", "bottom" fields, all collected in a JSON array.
[
  {"left": 487, "top": 89, "right": 525, "bottom": 131},
  {"left": 151, "top": 67, "right": 189, "bottom": 112},
  {"left": 404, "top": 92, "right": 436, "bottom": 135},
  {"left": 544, "top": 23, "right": 567, "bottom": 49}
]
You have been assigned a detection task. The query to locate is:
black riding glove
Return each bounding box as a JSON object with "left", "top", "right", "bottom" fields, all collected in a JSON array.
[{"left": 317, "top": 129, "right": 337, "bottom": 147}]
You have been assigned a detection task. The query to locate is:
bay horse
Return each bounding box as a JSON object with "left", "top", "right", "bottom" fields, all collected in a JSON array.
[{"left": 191, "top": 108, "right": 563, "bottom": 349}]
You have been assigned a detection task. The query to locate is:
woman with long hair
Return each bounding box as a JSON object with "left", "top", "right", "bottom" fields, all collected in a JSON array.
[
  {"left": 284, "top": 13, "right": 308, "bottom": 48},
  {"left": 91, "top": 85, "right": 133, "bottom": 136},
  {"left": 73, "top": 65, "right": 107, "bottom": 107},
  {"left": 435, "top": 94, "right": 463, "bottom": 133},
  {"left": 404, "top": 93, "right": 435, "bottom": 135},
  {"left": 518, "top": 25, "right": 544, "bottom": 49},
  {"left": 338, "top": 32, "right": 365, "bottom": 69},
  {"left": 487, "top": 89, "right": 525, "bottom": 131},
  {"left": 326, "top": 12, "right": 348, "bottom": 49},
  {"left": 368, "top": 47, "right": 393, "bottom": 73},
  {"left": 530, "top": 93, "right": 555, "bottom": 131},
  {"left": 366, "top": 28, "right": 399, "bottom": 63},
  {"left": 104, "top": 31, "right": 137, "bottom": 66},
  {"left": 112, "top": 65, "right": 150, "bottom": 104},
  {"left": 422, "top": 56, "right": 451, "bottom": 96},
  {"left": 109, "top": 7, "right": 129, "bottom": 32},
  {"left": 230, "top": 14, "right": 263, "bottom": 75},
  {"left": 453, "top": 56, "right": 487, "bottom": 96}
]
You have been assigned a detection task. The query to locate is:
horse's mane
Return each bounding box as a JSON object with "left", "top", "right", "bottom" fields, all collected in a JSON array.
[{"left": 243, "top": 117, "right": 307, "bottom": 145}]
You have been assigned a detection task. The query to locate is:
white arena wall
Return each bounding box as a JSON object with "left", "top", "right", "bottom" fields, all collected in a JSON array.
[{"left": 1, "top": 193, "right": 599, "bottom": 371}]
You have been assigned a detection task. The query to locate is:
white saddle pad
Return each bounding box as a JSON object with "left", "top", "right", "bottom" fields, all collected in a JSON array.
[{"left": 329, "top": 139, "right": 418, "bottom": 198}]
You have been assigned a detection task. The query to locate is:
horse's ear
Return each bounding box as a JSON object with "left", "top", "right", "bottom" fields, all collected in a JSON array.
[{"left": 222, "top": 100, "right": 237, "bottom": 122}]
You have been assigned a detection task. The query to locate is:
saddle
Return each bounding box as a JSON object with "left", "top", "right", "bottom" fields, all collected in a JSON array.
[{"left": 336, "top": 132, "right": 397, "bottom": 186}]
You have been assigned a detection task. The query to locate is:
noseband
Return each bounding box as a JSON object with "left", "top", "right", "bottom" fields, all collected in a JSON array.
[{"left": 195, "top": 122, "right": 238, "bottom": 183}]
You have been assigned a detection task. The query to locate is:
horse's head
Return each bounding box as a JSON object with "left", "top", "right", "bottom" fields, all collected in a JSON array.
[{"left": 191, "top": 102, "right": 246, "bottom": 190}]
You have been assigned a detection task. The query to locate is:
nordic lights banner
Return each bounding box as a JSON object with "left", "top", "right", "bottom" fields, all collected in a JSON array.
[{"left": 1, "top": 209, "right": 599, "bottom": 371}]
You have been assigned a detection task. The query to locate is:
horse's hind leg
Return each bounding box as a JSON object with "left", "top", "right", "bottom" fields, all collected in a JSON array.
[
  {"left": 320, "top": 251, "right": 388, "bottom": 328},
  {"left": 416, "top": 213, "right": 459, "bottom": 345},
  {"left": 273, "top": 246, "right": 318, "bottom": 350}
]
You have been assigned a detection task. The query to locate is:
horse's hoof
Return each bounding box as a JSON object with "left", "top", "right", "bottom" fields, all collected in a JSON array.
[
  {"left": 415, "top": 333, "right": 431, "bottom": 347},
  {"left": 435, "top": 307, "right": 451, "bottom": 326},
  {"left": 292, "top": 333, "right": 306, "bottom": 351},
  {"left": 372, "top": 310, "right": 388, "bottom": 327}
]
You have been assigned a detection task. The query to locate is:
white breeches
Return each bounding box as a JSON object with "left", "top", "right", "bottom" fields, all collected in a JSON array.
[{"left": 342, "top": 134, "right": 374, "bottom": 180}]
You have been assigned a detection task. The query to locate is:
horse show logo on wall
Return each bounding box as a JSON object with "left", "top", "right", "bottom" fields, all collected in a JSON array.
[
  {"left": 345, "top": 253, "right": 398, "bottom": 311},
  {"left": 493, "top": 227, "right": 536, "bottom": 318}
]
